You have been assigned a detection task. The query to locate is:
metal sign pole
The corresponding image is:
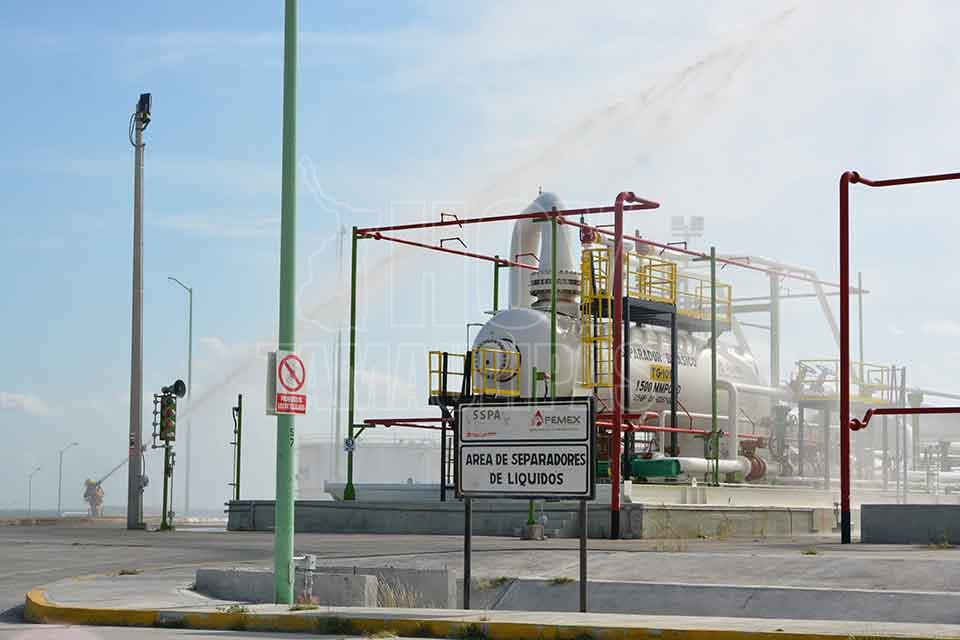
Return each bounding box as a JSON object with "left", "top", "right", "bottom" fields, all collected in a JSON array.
[
  {"left": 579, "top": 499, "right": 587, "bottom": 612},
  {"left": 464, "top": 497, "right": 472, "bottom": 609}
]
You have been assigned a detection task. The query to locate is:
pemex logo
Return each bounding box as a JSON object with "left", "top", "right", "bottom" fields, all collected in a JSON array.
[{"left": 531, "top": 410, "right": 545, "bottom": 428}]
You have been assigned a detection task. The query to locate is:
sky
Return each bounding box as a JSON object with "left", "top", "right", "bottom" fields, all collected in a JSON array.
[{"left": 2, "top": 1, "right": 960, "bottom": 513}]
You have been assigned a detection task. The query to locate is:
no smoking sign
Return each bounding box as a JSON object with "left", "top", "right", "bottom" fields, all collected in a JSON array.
[{"left": 267, "top": 350, "right": 308, "bottom": 415}]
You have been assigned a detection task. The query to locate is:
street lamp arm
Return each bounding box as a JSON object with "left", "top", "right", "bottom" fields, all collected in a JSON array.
[{"left": 167, "top": 276, "right": 192, "bottom": 293}]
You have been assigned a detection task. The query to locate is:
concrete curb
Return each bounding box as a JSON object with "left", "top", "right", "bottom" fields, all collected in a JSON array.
[{"left": 24, "top": 587, "right": 960, "bottom": 640}]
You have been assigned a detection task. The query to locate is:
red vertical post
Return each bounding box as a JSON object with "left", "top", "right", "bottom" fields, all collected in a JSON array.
[
  {"left": 610, "top": 191, "right": 634, "bottom": 539},
  {"left": 839, "top": 171, "right": 855, "bottom": 544}
]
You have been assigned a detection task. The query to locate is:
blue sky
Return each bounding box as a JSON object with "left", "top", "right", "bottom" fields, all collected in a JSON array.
[{"left": 3, "top": 1, "right": 960, "bottom": 512}]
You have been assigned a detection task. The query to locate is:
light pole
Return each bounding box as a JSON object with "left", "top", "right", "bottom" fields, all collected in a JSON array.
[
  {"left": 127, "top": 92, "right": 151, "bottom": 530},
  {"left": 168, "top": 276, "right": 193, "bottom": 516},
  {"left": 28, "top": 467, "right": 41, "bottom": 517},
  {"left": 58, "top": 442, "right": 79, "bottom": 517}
]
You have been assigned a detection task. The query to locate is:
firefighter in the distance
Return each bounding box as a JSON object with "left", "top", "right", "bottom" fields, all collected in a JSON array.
[{"left": 83, "top": 479, "right": 104, "bottom": 517}]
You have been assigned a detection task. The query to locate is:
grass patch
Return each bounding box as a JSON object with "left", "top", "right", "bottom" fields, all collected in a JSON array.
[
  {"left": 324, "top": 618, "right": 357, "bottom": 636},
  {"left": 117, "top": 568, "right": 142, "bottom": 576},
  {"left": 475, "top": 576, "right": 514, "bottom": 591},
  {"left": 454, "top": 622, "right": 489, "bottom": 640},
  {"left": 379, "top": 580, "right": 428, "bottom": 608},
  {"left": 217, "top": 604, "right": 249, "bottom": 614},
  {"left": 365, "top": 630, "right": 398, "bottom": 639},
  {"left": 549, "top": 576, "right": 575, "bottom": 585}
]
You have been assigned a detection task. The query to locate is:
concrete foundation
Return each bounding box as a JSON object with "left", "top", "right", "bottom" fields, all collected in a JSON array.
[
  {"left": 227, "top": 499, "right": 838, "bottom": 538},
  {"left": 312, "top": 565, "right": 456, "bottom": 609},
  {"left": 861, "top": 504, "right": 960, "bottom": 544},
  {"left": 195, "top": 567, "right": 376, "bottom": 606}
]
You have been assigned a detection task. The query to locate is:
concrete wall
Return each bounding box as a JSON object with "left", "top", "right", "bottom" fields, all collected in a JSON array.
[
  {"left": 195, "top": 567, "right": 377, "bottom": 606},
  {"left": 493, "top": 579, "right": 960, "bottom": 624},
  {"left": 227, "top": 499, "right": 824, "bottom": 539},
  {"left": 861, "top": 504, "right": 960, "bottom": 544},
  {"left": 313, "top": 566, "right": 455, "bottom": 609}
]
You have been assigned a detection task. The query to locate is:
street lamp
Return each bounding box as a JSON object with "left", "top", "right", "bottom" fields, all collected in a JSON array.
[
  {"left": 58, "top": 442, "right": 79, "bottom": 517},
  {"left": 28, "top": 466, "right": 41, "bottom": 517},
  {"left": 168, "top": 276, "right": 193, "bottom": 516}
]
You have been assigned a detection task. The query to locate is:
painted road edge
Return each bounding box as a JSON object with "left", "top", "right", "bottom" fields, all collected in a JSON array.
[{"left": 24, "top": 588, "right": 960, "bottom": 640}]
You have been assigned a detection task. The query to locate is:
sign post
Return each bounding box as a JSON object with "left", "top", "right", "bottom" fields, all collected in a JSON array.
[{"left": 457, "top": 398, "right": 595, "bottom": 611}]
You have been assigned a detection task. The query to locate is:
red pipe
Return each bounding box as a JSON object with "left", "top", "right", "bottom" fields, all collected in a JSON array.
[
  {"left": 361, "top": 232, "right": 538, "bottom": 270},
  {"left": 362, "top": 417, "right": 449, "bottom": 424},
  {"left": 839, "top": 171, "right": 853, "bottom": 544},
  {"left": 562, "top": 217, "right": 848, "bottom": 290},
  {"left": 838, "top": 168, "right": 960, "bottom": 544},
  {"left": 850, "top": 407, "right": 960, "bottom": 431},
  {"left": 610, "top": 191, "right": 641, "bottom": 539},
  {"left": 356, "top": 202, "right": 659, "bottom": 235}
]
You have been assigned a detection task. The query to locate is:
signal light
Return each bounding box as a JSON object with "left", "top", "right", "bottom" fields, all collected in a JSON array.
[{"left": 159, "top": 395, "right": 177, "bottom": 441}]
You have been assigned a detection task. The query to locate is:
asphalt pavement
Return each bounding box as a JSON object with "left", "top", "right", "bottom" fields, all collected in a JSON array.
[{"left": 3, "top": 519, "right": 959, "bottom": 638}]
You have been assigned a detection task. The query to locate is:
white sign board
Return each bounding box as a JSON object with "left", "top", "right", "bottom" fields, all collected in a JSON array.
[
  {"left": 265, "top": 350, "right": 308, "bottom": 416},
  {"left": 457, "top": 399, "right": 594, "bottom": 499}
]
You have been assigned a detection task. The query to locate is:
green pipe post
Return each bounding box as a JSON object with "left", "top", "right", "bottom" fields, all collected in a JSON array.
[
  {"left": 527, "top": 367, "right": 538, "bottom": 526},
  {"left": 493, "top": 257, "right": 500, "bottom": 312},
  {"left": 160, "top": 445, "right": 171, "bottom": 530},
  {"left": 344, "top": 227, "right": 359, "bottom": 501},
  {"left": 550, "top": 215, "right": 558, "bottom": 397},
  {"left": 273, "top": 0, "right": 298, "bottom": 605},
  {"left": 710, "top": 246, "right": 719, "bottom": 486}
]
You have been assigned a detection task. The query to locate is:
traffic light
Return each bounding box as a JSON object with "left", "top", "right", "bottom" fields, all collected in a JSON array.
[{"left": 159, "top": 394, "right": 177, "bottom": 441}]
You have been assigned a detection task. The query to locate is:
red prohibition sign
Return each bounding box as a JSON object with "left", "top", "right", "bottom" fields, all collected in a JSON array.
[{"left": 278, "top": 354, "right": 305, "bottom": 392}]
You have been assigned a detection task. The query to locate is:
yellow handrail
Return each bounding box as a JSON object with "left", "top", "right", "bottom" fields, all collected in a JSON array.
[
  {"left": 428, "top": 351, "right": 465, "bottom": 397},
  {"left": 472, "top": 346, "right": 521, "bottom": 397}
]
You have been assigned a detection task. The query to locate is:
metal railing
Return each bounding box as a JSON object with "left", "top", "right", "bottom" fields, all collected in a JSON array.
[
  {"left": 675, "top": 272, "right": 732, "bottom": 324},
  {"left": 471, "top": 346, "right": 521, "bottom": 397},
  {"left": 793, "top": 359, "right": 895, "bottom": 404},
  {"left": 428, "top": 351, "right": 465, "bottom": 398}
]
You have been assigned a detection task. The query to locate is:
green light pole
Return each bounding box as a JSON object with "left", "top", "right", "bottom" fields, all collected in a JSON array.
[
  {"left": 273, "top": 0, "right": 298, "bottom": 604},
  {"left": 344, "top": 228, "right": 359, "bottom": 501}
]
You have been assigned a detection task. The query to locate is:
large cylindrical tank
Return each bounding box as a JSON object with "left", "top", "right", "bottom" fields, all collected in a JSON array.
[{"left": 472, "top": 312, "right": 767, "bottom": 457}]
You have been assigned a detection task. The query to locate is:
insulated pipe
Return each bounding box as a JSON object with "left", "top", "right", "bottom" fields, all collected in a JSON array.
[
  {"left": 509, "top": 192, "right": 571, "bottom": 309},
  {"left": 537, "top": 196, "right": 577, "bottom": 274},
  {"left": 717, "top": 380, "right": 739, "bottom": 461},
  {"left": 610, "top": 191, "right": 632, "bottom": 539},
  {"left": 509, "top": 217, "right": 540, "bottom": 309},
  {"left": 673, "top": 456, "right": 751, "bottom": 476}
]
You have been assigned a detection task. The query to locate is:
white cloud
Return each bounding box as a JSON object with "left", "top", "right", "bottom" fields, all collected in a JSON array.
[
  {"left": 923, "top": 320, "right": 960, "bottom": 337},
  {"left": 0, "top": 391, "right": 53, "bottom": 416},
  {"left": 154, "top": 213, "right": 279, "bottom": 239}
]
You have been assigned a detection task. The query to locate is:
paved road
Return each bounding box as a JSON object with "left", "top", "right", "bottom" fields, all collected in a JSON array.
[{"left": 2, "top": 520, "right": 957, "bottom": 638}]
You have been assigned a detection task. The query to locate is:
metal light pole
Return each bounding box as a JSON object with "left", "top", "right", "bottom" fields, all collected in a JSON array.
[
  {"left": 28, "top": 467, "right": 41, "bottom": 517},
  {"left": 168, "top": 276, "right": 193, "bottom": 516},
  {"left": 274, "top": 0, "right": 298, "bottom": 604},
  {"left": 127, "top": 92, "right": 151, "bottom": 530},
  {"left": 58, "top": 442, "right": 79, "bottom": 517}
]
